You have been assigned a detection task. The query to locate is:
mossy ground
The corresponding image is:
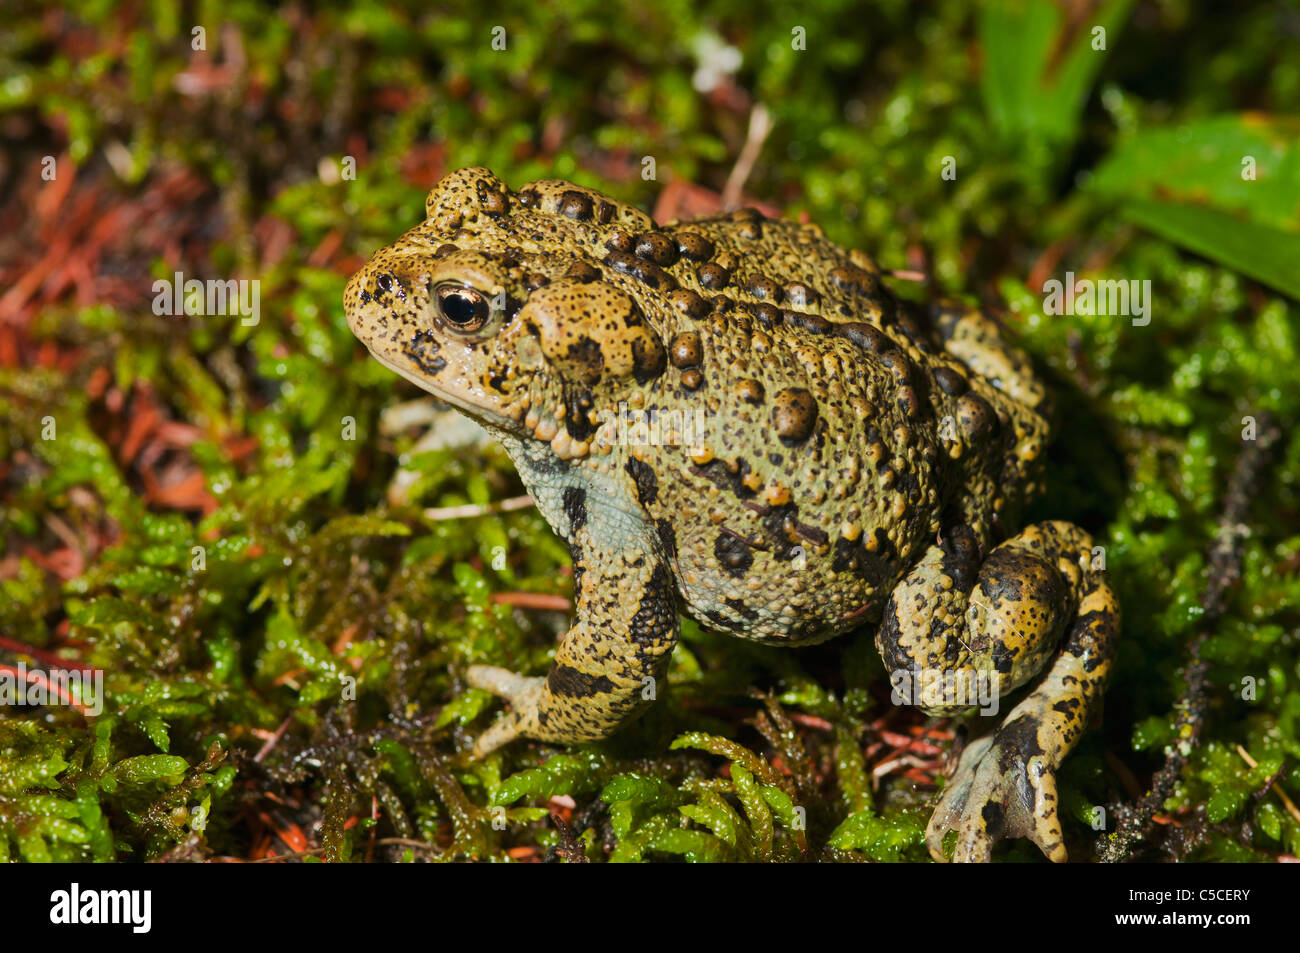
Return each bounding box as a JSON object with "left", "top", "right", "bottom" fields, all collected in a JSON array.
[{"left": 1, "top": 1, "right": 1298, "bottom": 862}]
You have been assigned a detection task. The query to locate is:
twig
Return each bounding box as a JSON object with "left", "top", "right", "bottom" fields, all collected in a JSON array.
[
  {"left": 254, "top": 714, "right": 293, "bottom": 763},
  {"left": 1237, "top": 745, "right": 1300, "bottom": 826},
  {"left": 721, "top": 102, "right": 772, "bottom": 211},
  {"left": 423, "top": 495, "right": 534, "bottom": 521},
  {"left": 245, "top": 848, "right": 326, "bottom": 862},
  {"left": 1098, "top": 412, "right": 1282, "bottom": 862},
  {"left": 0, "top": 635, "right": 100, "bottom": 673},
  {"left": 0, "top": 663, "right": 96, "bottom": 715},
  {"left": 375, "top": 837, "right": 439, "bottom": 852}
]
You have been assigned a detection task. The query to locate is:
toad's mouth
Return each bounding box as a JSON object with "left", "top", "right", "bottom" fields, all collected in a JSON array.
[{"left": 364, "top": 344, "right": 515, "bottom": 430}]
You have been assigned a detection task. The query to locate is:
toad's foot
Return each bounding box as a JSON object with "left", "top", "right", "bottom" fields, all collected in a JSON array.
[
  {"left": 925, "top": 724, "right": 1066, "bottom": 863},
  {"left": 464, "top": 529, "right": 680, "bottom": 762},
  {"left": 465, "top": 666, "right": 545, "bottom": 758},
  {"left": 878, "top": 521, "right": 1120, "bottom": 862}
]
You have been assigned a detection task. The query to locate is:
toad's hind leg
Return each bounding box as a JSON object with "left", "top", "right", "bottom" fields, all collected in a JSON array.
[
  {"left": 876, "top": 521, "right": 1119, "bottom": 862},
  {"left": 929, "top": 302, "right": 1048, "bottom": 413},
  {"left": 466, "top": 526, "right": 678, "bottom": 758}
]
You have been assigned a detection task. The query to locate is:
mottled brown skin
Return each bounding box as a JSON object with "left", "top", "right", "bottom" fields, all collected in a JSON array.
[{"left": 344, "top": 168, "right": 1120, "bottom": 862}]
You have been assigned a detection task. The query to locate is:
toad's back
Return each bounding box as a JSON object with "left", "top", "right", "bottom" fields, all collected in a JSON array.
[{"left": 566, "top": 205, "right": 1052, "bottom": 644}]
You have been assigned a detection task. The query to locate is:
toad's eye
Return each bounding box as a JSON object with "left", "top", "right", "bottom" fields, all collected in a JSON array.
[{"left": 434, "top": 284, "right": 490, "bottom": 332}]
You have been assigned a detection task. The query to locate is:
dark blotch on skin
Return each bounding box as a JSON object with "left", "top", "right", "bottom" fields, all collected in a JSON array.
[
  {"left": 750, "top": 303, "right": 781, "bottom": 328},
  {"left": 565, "top": 260, "right": 601, "bottom": 283},
  {"left": 667, "top": 289, "right": 709, "bottom": 320},
  {"left": 625, "top": 457, "right": 659, "bottom": 506},
  {"left": 938, "top": 524, "right": 981, "bottom": 591},
  {"left": 836, "top": 321, "right": 887, "bottom": 354},
  {"left": 564, "top": 386, "right": 596, "bottom": 441},
  {"left": 1053, "top": 697, "right": 1081, "bottom": 716},
  {"left": 564, "top": 385, "right": 597, "bottom": 441},
  {"left": 547, "top": 664, "right": 615, "bottom": 698},
  {"left": 628, "top": 564, "right": 676, "bottom": 646},
  {"left": 783, "top": 310, "right": 831, "bottom": 335},
  {"left": 691, "top": 457, "right": 758, "bottom": 499},
  {"left": 404, "top": 329, "right": 446, "bottom": 375},
  {"left": 828, "top": 265, "right": 876, "bottom": 296},
  {"left": 634, "top": 233, "right": 679, "bottom": 267},
  {"left": 934, "top": 365, "right": 969, "bottom": 396},
  {"left": 476, "top": 181, "right": 508, "bottom": 215},
  {"left": 656, "top": 518, "right": 677, "bottom": 559},
  {"left": 1066, "top": 608, "right": 1118, "bottom": 673},
  {"left": 564, "top": 336, "right": 606, "bottom": 386},
  {"left": 724, "top": 597, "right": 758, "bottom": 620},
  {"left": 772, "top": 388, "right": 819, "bottom": 444},
  {"left": 980, "top": 801, "right": 1006, "bottom": 840},
  {"left": 697, "top": 263, "right": 731, "bottom": 290},
  {"left": 630, "top": 336, "right": 667, "bottom": 384},
  {"left": 568, "top": 540, "right": 584, "bottom": 594},
  {"left": 605, "top": 231, "right": 635, "bottom": 253},
  {"left": 958, "top": 393, "right": 1000, "bottom": 437},
  {"left": 832, "top": 535, "right": 891, "bottom": 583},
  {"left": 994, "top": 714, "right": 1046, "bottom": 773},
  {"left": 669, "top": 332, "right": 703, "bottom": 368},
  {"left": 562, "top": 486, "right": 587, "bottom": 533},
  {"left": 605, "top": 250, "right": 677, "bottom": 292},
  {"left": 746, "top": 275, "right": 781, "bottom": 302},
  {"left": 736, "top": 379, "right": 765, "bottom": 404},
  {"left": 676, "top": 233, "right": 715, "bottom": 261},
  {"left": 558, "top": 190, "right": 594, "bottom": 221},
  {"left": 714, "top": 532, "right": 754, "bottom": 577}
]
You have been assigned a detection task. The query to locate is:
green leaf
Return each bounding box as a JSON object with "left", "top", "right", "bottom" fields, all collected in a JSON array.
[
  {"left": 312, "top": 514, "right": 411, "bottom": 545},
  {"left": 108, "top": 755, "right": 189, "bottom": 788},
  {"left": 493, "top": 754, "right": 590, "bottom": 806},
  {"left": 1090, "top": 116, "right": 1300, "bottom": 231},
  {"left": 679, "top": 795, "right": 739, "bottom": 847},
  {"left": 1087, "top": 116, "right": 1300, "bottom": 300},
  {"left": 827, "top": 808, "right": 925, "bottom": 861},
  {"left": 1110, "top": 199, "right": 1300, "bottom": 302},
  {"left": 1206, "top": 785, "right": 1249, "bottom": 824},
  {"left": 669, "top": 732, "right": 779, "bottom": 784},
  {"left": 730, "top": 764, "right": 773, "bottom": 861},
  {"left": 980, "top": 0, "right": 1133, "bottom": 147}
]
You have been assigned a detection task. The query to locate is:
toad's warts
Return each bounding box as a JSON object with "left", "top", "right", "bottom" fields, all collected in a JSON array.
[{"left": 344, "top": 167, "right": 1119, "bottom": 863}]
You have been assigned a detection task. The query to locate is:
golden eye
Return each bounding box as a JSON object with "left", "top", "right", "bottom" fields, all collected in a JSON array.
[{"left": 435, "top": 284, "right": 490, "bottom": 332}]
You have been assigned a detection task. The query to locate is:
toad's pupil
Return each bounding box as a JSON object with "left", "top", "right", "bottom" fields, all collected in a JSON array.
[{"left": 440, "top": 289, "right": 484, "bottom": 325}]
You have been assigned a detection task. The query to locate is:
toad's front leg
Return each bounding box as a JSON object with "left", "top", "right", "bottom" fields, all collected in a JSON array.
[
  {"left": 877, "top": 521, "right": 1119, "bottom": 862},
  {"left": 467, "top": 525, "right": 678, "bottom": 758}
]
